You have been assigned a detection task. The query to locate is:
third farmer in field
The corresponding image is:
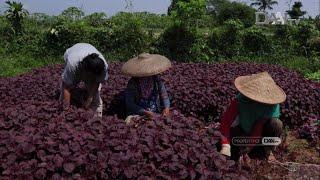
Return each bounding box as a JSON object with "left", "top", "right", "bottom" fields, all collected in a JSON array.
[
  {"left": 219, "top": 72, "right": 286, "bottom": 165},
  {"left": 122, "top": 53, "right": 171, "bottom": 123},
  {"left": 60, "top": 43, "right": 108, "bottom": 117}
]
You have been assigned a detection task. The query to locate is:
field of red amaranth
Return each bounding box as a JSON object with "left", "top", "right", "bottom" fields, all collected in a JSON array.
[{"left": 0, "top": 62, "right": 319, "bottom": 179}]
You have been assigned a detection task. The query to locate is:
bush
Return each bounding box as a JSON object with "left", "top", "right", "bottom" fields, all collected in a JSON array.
[
  {"left": 217, "top": 1, "right": 256, "bottom": 27},
  {"left": 42, "top": 22, "right": 91, "bottom": 57},
  {"left": 242, "top": 27, "right": 270, "bottom": 54},
  {"left": 169, "top": 0, "right": 207, "bottom": 28},
  {"left": 156, "top": 23, "right": 198, "bottom": 61},
  {"left": 314, "top": 15, "right": 320, "bottom": 30},
  {"left": 43, "top": 17, "right": 150, "bottom": 60},
  {"left": 106, "top": 18, "right": 150, "bottom": 61},
  {"left": 110, "top": 12, "right": 170, "bottom": 29},
  {"left": 271, "top": 25, "right": 294, "bottom": 53},
  {"left": 27, "top": 13, "right": 57, "bottom": 28},
  {"left": 292, "top": 22, "right": 316, "bottom": 55},
  {"left": 208, "top": 28, "right": 220, "bottom": 50},
  {"left": 0, "top": 23, "right": 11, "bottom": 50},
  {"left": 0, "top": 24, "right": 44, "bottom": 57},
  {"left": 273, "top": 25, "right": 292, "bottom": 42},
  {"left": 306, "top": 71, "right": 320, "bottom": 82},
  {"left": 135, "top": 12, "right": 171, "bottom": 29},
  {"left": 189, "top": 37, "right": 215, "bottom": 62},
  {"left": 209, "top": 19, "right": 244, "bottom": 58},
  {"left": 83, "top": 12, "right": 108, "bottom": 27},
  {"left": 84, "top": 27, "right": 112, "bottom": 53},
  {"left": 309, "top": 37, "right": 320, "bottom": 53}
]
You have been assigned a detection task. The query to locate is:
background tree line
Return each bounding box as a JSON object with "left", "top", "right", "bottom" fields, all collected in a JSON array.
[{"left": 0, "top": 0, "right": 319, "bottom": 81}]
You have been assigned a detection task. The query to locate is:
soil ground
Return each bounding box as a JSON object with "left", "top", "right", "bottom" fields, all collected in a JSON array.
[{"left": 250, "top": 131, "right": 320, "bottom": 179}]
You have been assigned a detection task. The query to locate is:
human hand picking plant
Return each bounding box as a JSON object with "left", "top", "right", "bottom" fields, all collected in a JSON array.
[
  {"left": 83, "top": 96, "right": 93, "bottom": 109},
  {"left": 144, "top": 110, "right": 155, "bottom": 119},
  {"left": 162, "top": 107, "right": 170, "bottom": 117}
]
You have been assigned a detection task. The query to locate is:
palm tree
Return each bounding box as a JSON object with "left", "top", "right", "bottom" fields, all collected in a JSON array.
[
  {"left": 5, "top": 1, "right": 29, "bottom": 33},
  {"left": 286, "top": 2, "right": 306, "bottom": 19},
  {"left": 250, "top": 0, "right": 278, "bottom": 11}
]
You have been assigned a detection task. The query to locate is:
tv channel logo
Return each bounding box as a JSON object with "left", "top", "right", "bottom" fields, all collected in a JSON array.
[{"left": 232, "top": 137, "right": 281, "bottom": 146}]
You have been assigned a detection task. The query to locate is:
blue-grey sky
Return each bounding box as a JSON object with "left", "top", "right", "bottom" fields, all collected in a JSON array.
[
  {"left": 0, "top": 0, "right": 171, "bottom": 16},
  {"left": 0, "top": 0, "right": 319, "bottom": 17}
]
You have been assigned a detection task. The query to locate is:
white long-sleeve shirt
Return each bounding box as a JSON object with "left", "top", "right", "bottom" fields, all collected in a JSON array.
[{"left": 62, "top": 43, "right": 108, "bottom": 87}]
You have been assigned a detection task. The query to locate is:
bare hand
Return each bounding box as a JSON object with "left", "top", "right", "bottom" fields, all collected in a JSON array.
[
  {"left": 84, "top": 82, "right": 99, "bottom": 109},
  {"left": 83, "top": 97, "right": 93, "bottom": 109},
  {"left": 162, "top": 108, "right": 170, "bottom": 117},
  {"left": 62, "top": 82, "right": 71, "bottom": 110},
  {"left": 267, "top": 152, "right": 277, "bottom": 162},
  {"left": 63, "top": 102, "right": 71, "bottom": 111},
  {"left": 144, "top": 111, "right": 155, "bottom": 119}
]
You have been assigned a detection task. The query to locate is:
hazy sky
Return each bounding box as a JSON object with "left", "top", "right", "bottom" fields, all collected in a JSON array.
[{"left": 0, "top": 0, "right": 319, "bottom": 17}]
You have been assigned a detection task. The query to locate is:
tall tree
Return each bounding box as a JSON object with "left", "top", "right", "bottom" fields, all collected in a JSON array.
[
  {"left": 83, "top": 12, "right": 107, "bottom": 27},
  {"left": 170, "top": 0, "right": 207, "bottom": 27},
  {"left": 168, "top": 0, "right": 190, "bottom": 15},
  {"left": 286, "top": 2, "right": 306, "bottom": 19},
  {"left": 250, "top": 0, "right": 278, "bottom": 11},
  {"left": 4, "top": 1, "right": 29, "bottom": 33},
  {"left": 207, "top": 0, "right": 230, "bottom": 15},
  {"left": 61, "top": 7, "right": 85, "bottom": 21},
  {"left": 217, "top": 1, "right": 256, "bottom": 27}
]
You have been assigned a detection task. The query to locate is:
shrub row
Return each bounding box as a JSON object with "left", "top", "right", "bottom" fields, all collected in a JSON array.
[{"left": 2, "top": 16, "right": 320, "bottom": 64}]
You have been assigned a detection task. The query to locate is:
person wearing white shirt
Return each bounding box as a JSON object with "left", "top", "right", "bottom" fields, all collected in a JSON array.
[{"left": 60, "top": 43, "right": 108, "bottom": 117}]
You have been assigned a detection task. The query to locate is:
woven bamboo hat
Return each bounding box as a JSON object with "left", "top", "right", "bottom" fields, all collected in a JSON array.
[
  {"left": 122, "top": 53, "right": 172, "bottom": 77},
  {"left": 234, "top": 72, "right": 286, "bottom": 105}
]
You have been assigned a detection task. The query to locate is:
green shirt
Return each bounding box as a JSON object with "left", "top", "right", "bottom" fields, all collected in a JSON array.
[{"left": 236, "top": 94, "right": 281, "bottom": 134}]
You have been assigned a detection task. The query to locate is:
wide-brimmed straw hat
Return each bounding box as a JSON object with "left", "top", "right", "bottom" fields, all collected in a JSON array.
[
  {"left": 122, "top": 53, "right": 172, "bottom": 77},
  {"left": 234, "top": 72, "right": 286, "bottom": 105}
]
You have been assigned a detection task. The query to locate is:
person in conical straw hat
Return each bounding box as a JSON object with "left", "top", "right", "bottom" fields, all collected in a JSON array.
[
  {"left": 218, "top": 72, "right": 286, "bottom": 165},
  {"left": 122, "top": 53, "right": 171, "bottom": 123}
]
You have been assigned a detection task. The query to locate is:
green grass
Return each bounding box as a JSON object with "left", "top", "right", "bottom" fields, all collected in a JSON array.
[
  {"left": 305, "top": 71, "right": 320, "bottom": 82},
  {"left": 227, "top": 54, "right": 320, "bottom": 77},
  {"left": 0, "top": 55, "right": 62, "bottom": 77},
  {"left": 1, "top": 53, "right": 319, "bottom": 84}
]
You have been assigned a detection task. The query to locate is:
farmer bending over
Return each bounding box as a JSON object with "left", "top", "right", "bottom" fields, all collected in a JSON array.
[
  {"left": 122, "top": 53, "right": 171, "bottom": 123},
  {"left": 219, "top": 72, "right": 286, "bottom": 165},
  {"left": 60, "top": 43, "right": 108, "bottom": 117}
]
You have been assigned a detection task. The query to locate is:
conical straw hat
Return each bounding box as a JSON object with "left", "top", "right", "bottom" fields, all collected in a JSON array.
[
  {"left": 122, "top": 53, "right": 172, "bottom": 77},
  {"left": 235, "top": 72, "right": 286, "bottom": 105}
]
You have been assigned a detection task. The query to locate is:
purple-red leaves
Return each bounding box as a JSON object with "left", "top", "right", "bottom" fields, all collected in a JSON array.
[
  {"left": 35, "top": 168, "right": 47, "bottom": 179},
  {"left": 63, "top": 162, "right": 75, "bottom": 173},
  {"left": 53, "top": 155, "right": 64, "bottom": 168},
  {"left": 298, "top": 116, "right": 320, "bottom": 145},
  {"left": 0, "top": 62, "right": 318, "bottom": 178}
]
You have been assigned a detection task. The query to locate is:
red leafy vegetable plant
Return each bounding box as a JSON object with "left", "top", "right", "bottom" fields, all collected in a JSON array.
[
  {"left": 0, "top": 62, "right": 319, "bottom": 127},
  {"left": 298, "top": 115, "right": 320, "bottom": 145},
  {"left": 0, "top": 62, "right": 319, "bottom": 178},
  {"left": 0, "top": 102, "right": 244, "bottom": 178}
]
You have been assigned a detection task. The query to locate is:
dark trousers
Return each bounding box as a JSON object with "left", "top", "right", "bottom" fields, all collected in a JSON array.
[{"left": 230, "top": 118, "right": 283, "bottom": 160}]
